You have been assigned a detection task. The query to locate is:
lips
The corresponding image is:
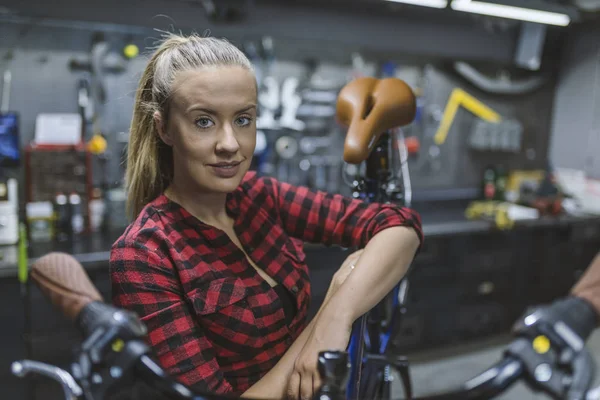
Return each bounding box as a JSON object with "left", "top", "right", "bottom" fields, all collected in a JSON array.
[
  {"left": 208, "top": 160, "right": 243, "bottom": 178},
  {"left": 208, "top": 161, "right": 242, "bottom": 168}
]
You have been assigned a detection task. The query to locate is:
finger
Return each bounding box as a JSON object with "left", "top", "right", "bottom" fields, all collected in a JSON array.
[
  {"left": 313, "top": 371, "right": 323, "bottom": 397},
  {"left": 287, "top": 372, "right": 301, "bottom": 400},
  {"left": 300, "top": 372, "right": 313, "bottom": 400}
]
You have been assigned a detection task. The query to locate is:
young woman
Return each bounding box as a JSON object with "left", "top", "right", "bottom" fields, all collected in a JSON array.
[{"left": 109, "top": 33, "right": 423, "bottom": 400}]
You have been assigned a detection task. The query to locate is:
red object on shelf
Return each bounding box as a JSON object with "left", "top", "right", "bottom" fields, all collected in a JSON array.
[
  {"left": 405, "top": 136, "right": 420, "bottom": 155},
  {"left": 24, "top": 142, "right": 94, "bottom": 231}
]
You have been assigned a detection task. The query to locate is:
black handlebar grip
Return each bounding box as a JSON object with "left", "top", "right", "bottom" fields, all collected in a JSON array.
[{"left": 315, "top": 351, "right": 352, "bottom": 400}]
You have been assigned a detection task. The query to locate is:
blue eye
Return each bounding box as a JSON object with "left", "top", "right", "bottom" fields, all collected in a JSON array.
[
  {"left": 236, "top": 116, "right": 253, "bottom": 127},
  {"left": 195, "top": 117, "right": 214, "bottom": 129}
]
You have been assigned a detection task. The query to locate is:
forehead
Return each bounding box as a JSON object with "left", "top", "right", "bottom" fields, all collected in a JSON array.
[{"left": 170, "top": 66, "right": 257, "bottom": 111}]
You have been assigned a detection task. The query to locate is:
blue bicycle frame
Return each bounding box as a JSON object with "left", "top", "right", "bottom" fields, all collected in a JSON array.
[{"left": 345, "top": 129, "right": 412, "bottom": 400}]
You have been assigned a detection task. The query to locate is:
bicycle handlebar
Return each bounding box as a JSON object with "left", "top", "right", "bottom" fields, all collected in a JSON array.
[
  {"left": 30, "top": 252, "right": 103, "bottom": 321},
  {"left": 415, "top": 356, "right": 524, "bottom": 400},
  {"left": 19, "top": 252, "right": 600, "bottom": 400}
]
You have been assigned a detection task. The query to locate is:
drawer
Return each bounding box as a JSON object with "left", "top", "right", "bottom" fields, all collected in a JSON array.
[
  {"left": 409, "top": 262, "right": 456, "bottom": 287},
  {"left": 406, "top": 286, "right": 458, "bottom": 308},
  {"left": 29, "top": 332, "right": 81, "bottom": 365},
  {"left": 414, "top": 238, "right": 451, "bottom": 265},
  {"left": 456, "top": 302, "right": 511, "bottom": 339},
  {"left": 458, "top": 269, "right": 520, "bottom": 302},
  {"left": 386, "top": 313, "right": 425, "bottom": 352},
  {"left": 458, "top": 250, "right": 515, "bottom": 276},
  {"left": 423, "top": 308, "right": 459, "bottom": 347}
]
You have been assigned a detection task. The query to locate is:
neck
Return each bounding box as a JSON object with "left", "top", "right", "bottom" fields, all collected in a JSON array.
[{"left": 166, "top": 180, "right": 231, "bottom": 228}]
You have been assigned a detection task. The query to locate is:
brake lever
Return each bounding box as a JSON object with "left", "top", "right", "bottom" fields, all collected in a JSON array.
[
  {"left": 505, "top": 335, "right": 596, "bottom": 400},
  {"left": 567, "top": 349, "right": 595, "bottom": 400},
  {"left": 12, "top": 360, "right": 83, "bottom": 400}
]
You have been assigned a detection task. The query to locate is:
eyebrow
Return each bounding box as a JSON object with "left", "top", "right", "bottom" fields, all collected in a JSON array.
[{"left": 186, "top": 104, "right": 257, "bottom": 115}]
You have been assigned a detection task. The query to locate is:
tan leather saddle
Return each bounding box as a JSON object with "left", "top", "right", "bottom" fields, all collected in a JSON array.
[{"left": 336, "top": 77, "right": 416, "bottom": 164}]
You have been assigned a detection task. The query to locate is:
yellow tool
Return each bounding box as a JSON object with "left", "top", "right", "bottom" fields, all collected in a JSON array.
[
  {"left": 465, "top": 200, "right": 514, "bottom": 230},
  {"left": 87, "top": 134, "right": 108, "bottom": 155},
  {"left": 18, "top": 223, "right": 28, "bottom": 284},
  {"left": 434, "top": 88, "right": 502, "bottom": 145},
  {"left": 123, "top": 44, "right": 139, "bottom": 59}
]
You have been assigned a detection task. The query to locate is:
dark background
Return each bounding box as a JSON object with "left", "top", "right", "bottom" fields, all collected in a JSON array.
[{"left": 1, "top": 0, "right": 600, "bottom": 399}]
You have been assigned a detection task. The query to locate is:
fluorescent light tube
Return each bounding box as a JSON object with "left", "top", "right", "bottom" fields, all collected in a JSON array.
[
  {"left": 451, "top": 0, "right": 571, "bottom": 26},
  {"left": 385, "top": 0, "right": 449, "bottom": 9}
]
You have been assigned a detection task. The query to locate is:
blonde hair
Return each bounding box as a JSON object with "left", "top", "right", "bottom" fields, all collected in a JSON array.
[{"left": 125, "top": 32, "right": 255, "bottom": 219}]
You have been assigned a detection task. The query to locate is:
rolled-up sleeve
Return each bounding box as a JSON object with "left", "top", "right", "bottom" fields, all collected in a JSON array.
[{"left": 263, "top": 177, "right": 423, "bottom": 249}]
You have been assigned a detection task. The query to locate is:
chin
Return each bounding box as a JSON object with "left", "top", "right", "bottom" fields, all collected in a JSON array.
[
  {"left": 203, "top": 169, "right": 248, "bottom": 193},
  {"left": 212, "top": 178, "right": 243, "bottom": 193}
]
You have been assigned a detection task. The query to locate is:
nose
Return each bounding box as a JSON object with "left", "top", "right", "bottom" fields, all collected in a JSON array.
[{"left": 215, "top": 123, "right": 240, "bottom": 154}]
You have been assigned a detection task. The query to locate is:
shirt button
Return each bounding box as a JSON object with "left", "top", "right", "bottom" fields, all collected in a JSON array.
[{"left": 291, "top": 286, "right": 299, "bottom": 294}]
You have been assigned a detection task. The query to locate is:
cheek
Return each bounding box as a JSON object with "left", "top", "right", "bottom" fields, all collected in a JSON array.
[
  {"left": 239, "top": 132, "right": 257, "bottom": 151},
  {"left": 173, "top": 132, "right": 213, "bottom": 163}
]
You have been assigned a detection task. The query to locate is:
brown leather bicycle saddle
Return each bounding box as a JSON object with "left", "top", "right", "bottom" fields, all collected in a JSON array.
[{"left": 336, "top": 77, "right": 416, "bottom": 164}]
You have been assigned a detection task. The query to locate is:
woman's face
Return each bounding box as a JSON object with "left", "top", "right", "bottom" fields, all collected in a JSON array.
[{"left": 157, "top": 66, "right": 257, "bottom": 195}]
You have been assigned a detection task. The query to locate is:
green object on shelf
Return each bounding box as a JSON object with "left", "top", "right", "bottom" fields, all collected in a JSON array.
[{"left": 18, "top": 223, "right": 28, "bottom": 284}]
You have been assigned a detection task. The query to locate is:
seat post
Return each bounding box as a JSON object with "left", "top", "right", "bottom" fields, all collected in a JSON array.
[
  {"left": 364, "top": 131, "right": 392, "bottom": 204},
  {"left": 349, "top": 129, "right": 414, "bottom": 400}
]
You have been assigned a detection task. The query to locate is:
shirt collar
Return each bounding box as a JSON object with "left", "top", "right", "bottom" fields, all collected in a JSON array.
[{"left": 152, "top": 186, "right": 243, "bottom": 228}]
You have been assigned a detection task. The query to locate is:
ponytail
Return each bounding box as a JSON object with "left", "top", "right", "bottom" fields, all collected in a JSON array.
[{"left": 125, "top": 58, "right": 173, "bottom": 219}]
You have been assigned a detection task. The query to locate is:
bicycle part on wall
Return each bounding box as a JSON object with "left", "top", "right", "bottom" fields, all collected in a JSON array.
[
  {"left": 253, "top": 48, "right": 348, "bottom": 193},
  {"left": 469, "top": 119, "right": 524, "bottom": 153},
  {"left": 404, "top": 64, "right": 555, "bottom": 194}
]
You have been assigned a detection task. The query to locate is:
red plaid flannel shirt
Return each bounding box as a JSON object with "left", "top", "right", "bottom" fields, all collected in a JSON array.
[{"left": 109, "top": 172, "right": 423, "bottom": 396}]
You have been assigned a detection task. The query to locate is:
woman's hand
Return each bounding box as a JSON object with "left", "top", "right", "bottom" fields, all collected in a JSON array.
[
  {"left": 286, "top": 312, "right": 352, "bottom": 400},
  {"left": 286, "top": 250, "right": 361, "bottom": 400}
]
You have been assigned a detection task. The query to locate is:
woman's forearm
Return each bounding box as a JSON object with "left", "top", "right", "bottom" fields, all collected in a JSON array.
[{"left": 320, "top": 226, "right": 420, "bottom": 324}]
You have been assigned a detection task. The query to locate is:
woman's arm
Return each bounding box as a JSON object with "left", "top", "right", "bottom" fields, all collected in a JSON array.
[
  {"left": 288, "top": 226, "right": 419, "bottom": 400},
  {"left": 242, "top": 250, "right": 364, "bottom": 400},
  {"left": 241, "top": 307, "right": 323, "bottom": 399},
  {"left": 319, "top": 226, "right": 420, "bottom": 323},
  {"left": 258, "top": 176, "right": 422, "bottom": 399}
]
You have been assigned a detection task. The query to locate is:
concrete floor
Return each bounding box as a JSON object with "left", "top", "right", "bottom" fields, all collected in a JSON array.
[{"left": 387, "top": 331, "right": 600, "bottom": 400}]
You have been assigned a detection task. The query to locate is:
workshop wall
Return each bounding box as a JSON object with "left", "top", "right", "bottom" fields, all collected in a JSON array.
[
  {"left": 3, "top": 0, "right": 519, "bottom": 63},
  {"left": 549, "top": 22, "right": 600, "bottom": 179},
  {"left": 1, "top": 12, "right": 560, "bottom": 205}
]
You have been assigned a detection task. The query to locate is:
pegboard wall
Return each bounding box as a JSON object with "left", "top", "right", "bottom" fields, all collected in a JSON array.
[
  {"left": 0, "top": 20, "right": 559, "bottom": 204},
  {"left": 402, "top": 65, "right": 557, "bottom": 195}
]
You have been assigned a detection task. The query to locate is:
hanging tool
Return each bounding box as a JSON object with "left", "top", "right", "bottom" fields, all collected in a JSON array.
[
  {"left": 279, "top": 77, "right": 305, "bottom": 131},
  {"left": 257, "top": 77, "right": 280, "bottom": 130},
  {"left": 274, "top": 136, "right": 298, "bottom": 183},
  {"left": 256, "top": 38, "right": 280, "bottom": 130},
  {"left": 433, "top": 88, "right": 502, "bottom": 146},
  {"left": 299, "top": 136, "right": 332, "bottom": 155},
  {"left": 243, "top": 40, "right": 263, "bottom": 88},
  {"left": 0, "top": 69, "right": 20, "bottom": 168},
  {"left": 1, "top": 70, "right": 11, "bottom": 114}
]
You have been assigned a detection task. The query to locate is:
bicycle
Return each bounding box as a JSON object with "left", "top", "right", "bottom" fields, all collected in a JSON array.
[
  {"left": 12, "top": 251, "right": 600, "bottom": 400},
  {"left": 336, "top": 75, "right": 418, "bottom": 400}
]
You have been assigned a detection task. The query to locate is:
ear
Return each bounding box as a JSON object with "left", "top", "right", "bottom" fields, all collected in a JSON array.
[{"left": 154, "top": 111, "right": 172, "bottom": 146}]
